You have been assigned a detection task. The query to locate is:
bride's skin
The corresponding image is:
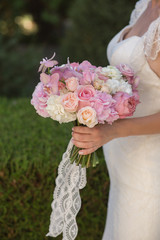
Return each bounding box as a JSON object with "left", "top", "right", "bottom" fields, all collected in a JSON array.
[{"left": 72, "top": 0, "right": 160, "bottom": 155}]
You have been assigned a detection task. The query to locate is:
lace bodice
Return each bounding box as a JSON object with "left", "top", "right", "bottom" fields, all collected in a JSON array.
[
  {"left": 143, "top": 17, "right": 160, "bottom": 60},
  {"left": 108, "top": 0, "right": 160, "bottom": 61}
]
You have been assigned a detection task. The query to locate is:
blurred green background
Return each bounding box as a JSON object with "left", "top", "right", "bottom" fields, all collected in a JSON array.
[{"left": 0, "top": 0, "right": 136, "bottom": 239}]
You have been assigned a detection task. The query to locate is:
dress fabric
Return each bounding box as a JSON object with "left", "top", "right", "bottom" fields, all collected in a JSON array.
[{"left": 102, "top": 1, "right": 160, "bottom": 240}]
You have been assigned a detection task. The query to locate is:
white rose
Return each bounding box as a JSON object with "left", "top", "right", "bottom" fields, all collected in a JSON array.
[
  {"left": 46, "top": 95, "right": 76, "bottom": 123},
  {"left": 118, "top": 79, "right": 132, "bottom": 95},
  {"left": 77, "top": 106, "right": 98, "bottom": 128},
  {"left": 101, "top": 66, "right": 122, "bottom": 80},
  {"left": 105, "top": 79, "right": 121, "bottom": 94}
]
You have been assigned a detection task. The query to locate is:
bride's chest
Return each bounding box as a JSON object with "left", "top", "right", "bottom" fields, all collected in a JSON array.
[{"left": 107, "top": 32, "right": 142, "bottom": 66}]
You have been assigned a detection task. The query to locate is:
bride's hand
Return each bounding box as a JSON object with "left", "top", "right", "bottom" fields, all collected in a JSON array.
[{"left": 72, "top": 121, "right": 123, "bottom": 155}]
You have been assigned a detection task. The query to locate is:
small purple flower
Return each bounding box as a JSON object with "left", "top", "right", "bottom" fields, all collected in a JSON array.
[{"left": 38, "top": 53, "right": 58, "bottom": 73}]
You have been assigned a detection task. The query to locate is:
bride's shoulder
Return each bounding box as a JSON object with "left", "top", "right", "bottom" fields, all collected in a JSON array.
[
  {"left": 143, "top": 16, "right": 160, "bottom": 61},
  {"left": 129, "top": 0, "right": 151, "bottom": 26}
]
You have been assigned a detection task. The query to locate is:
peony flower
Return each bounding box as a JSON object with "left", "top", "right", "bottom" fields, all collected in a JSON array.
[
  {"left": 31, "top": 82, "right": 49, "bottom": 118},
  {"left": 90, "top": 98, "right": 104, "bottom": 116},
  {"left": 77, "top": 106, "right": 98, "bottom": 128},
  {"left": 113, "top": 91, "right": 140, "bottom": 119},
  {"left": 90, "top": 91, "right": 117, "bottom": 123},
  {"left": 38, "top": 53, "right": 58, "bottom": 72},
  {"left": 94, "top": 91, "right": 115, "bottom": 106},
  {"left": 76, "top": 85, "right": 96, "bottom": 101},
  {"left": 65, "top": 77, "right": 79, "bottom": 92},
  {"left": 61, "top": 92, "right": 79, "bottom": 112},
  {"left": 46, "top": 95, "right": 76, "bottom": 123}
]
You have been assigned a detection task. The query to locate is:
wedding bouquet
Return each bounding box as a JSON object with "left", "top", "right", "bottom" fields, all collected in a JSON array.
[
  {"left": 31, "top": 53, "right": 140, "bottom": 240},
  {"left": 31, "top": 53, "right": 140, "bottom": 168}
]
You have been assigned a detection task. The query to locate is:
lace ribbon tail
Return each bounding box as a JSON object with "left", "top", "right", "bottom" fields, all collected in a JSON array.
[{"left": 46, "top": 138, "right": 87, "bottom": 240}]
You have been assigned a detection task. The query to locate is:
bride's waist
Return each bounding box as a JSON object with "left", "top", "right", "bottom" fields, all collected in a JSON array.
[{"left": 103, "top": 134, "right": 160, "bottom": 157}]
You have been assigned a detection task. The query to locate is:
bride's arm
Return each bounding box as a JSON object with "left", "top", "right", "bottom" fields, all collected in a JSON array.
[{"left": 72, "top": 112, "right": 160, "bottom": 155}]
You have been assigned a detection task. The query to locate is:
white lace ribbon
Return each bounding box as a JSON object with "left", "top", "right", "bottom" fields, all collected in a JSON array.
[{"left": 46, "top": 139, "right": 87, "bottom": 240}]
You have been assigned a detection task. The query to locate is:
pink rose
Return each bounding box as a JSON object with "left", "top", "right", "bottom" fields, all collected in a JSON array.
[
  {"left": 31, "top": 82, "right": 49, "bottom": 118},
  {"left": 76, "top": 85, "right": 96, "bottom": 101},
  {"left": 65, "top": 77, "right": 79, "bottom": 91},
  {"left": 113, "top": 91, "right": 139, "bottom": 119},
  {"left": 116, "top": 64, "right": 134, "bottom": 77},
  {"left": 61, "top": 92, "right": 79, "bottom": 112},
  {"left": 77, "top": 106, "right": 98, "bottom": 128}
]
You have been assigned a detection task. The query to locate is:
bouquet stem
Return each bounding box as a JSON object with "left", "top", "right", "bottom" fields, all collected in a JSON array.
[{"left": 70, "top": 120, "right": 99, "bottom": 168}]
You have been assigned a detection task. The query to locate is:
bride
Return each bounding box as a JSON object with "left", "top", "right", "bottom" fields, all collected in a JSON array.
[{"left": 72, "top": 0, "right": 160, "bottom": 239}]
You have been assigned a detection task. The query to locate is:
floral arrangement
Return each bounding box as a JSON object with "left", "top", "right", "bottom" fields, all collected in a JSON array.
[{"left": 31, "top": 53, "right": 140, "bottom": 168}]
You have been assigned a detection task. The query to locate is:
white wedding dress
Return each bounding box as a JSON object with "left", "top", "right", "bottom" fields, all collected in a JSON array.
[{"left": 102, "top": 0, "right": 160, "bottom": 239}]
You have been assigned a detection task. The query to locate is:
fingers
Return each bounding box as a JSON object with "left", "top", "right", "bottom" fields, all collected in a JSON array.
[
  {"left": 79, "top": 146, "right": 99, "bottom": 155},
  {"left": 72, "top": 131, "right": 93, "bottom": 142},
  {"left": 72, "top": 139, "right": 95, "bottom": 149},
  {"left": 72, "top": 126, "right": 92, "bottom": 134}
]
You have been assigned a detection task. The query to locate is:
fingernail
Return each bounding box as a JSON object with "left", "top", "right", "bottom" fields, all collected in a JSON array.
[
  {"left": 79, "top": 151, "right": 83, "bottom": 155},
  {"left": 72, "top": 128, "right": 74, "bottom": 131}
]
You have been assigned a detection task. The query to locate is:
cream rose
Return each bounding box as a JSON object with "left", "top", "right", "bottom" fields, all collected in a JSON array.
[
  {"left": 61, "top": 92, "right": 79, "bottom": 112},
  {"left": 65, "top": 77, "right": 79, "bottom": 91},
  {"left": 77, "top": 106, "right": 98, "bottom": 128}
]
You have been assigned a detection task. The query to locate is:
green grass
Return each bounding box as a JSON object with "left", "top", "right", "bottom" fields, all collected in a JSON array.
[{"left": 0, "top": 97, "right": 110, "bottom": 240}]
